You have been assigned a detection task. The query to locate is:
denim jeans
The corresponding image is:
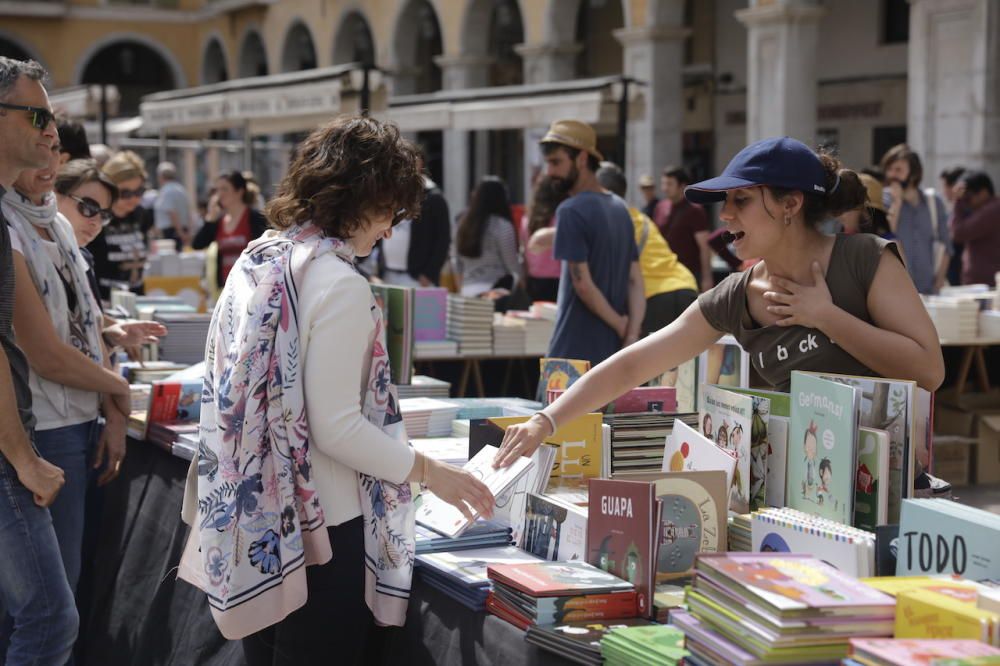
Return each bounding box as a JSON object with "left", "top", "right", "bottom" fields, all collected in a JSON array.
[
  {"left": 0, "top": 453, "right": 79, "bottom": 665},
  {"left": 33, "top": 420, "right": 99, "bottom": 593}
]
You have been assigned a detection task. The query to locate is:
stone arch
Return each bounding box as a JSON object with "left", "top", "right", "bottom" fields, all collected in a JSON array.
[
  {"left": 201, "top": 34, "right": 229, "bottom": 85},
  {"left": 392, "top": 0, "right": 444, "bottom": 95},
  {"left": 76, "top": 35, "right": 184, "bottom": 116},
  {"left": 461, "top": 0, "right": 524, "bottom": 86},
  {"left": 333, "top": 8, "right": 376, "bottom": 67},
  {"left": 238, "top": 28, "right": 269, "bottom": 78},
  {"left": 0, "top": 31, "right": 45, "bottom": 68},
  {"left": 73, "top": 32, "right": 186, "bottom": 90},
  {"left": 280, "top": 19, "right": 318, "bottom": 73}
]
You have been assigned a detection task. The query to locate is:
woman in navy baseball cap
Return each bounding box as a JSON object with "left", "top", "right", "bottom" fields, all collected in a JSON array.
[{"left": 495, "top": 137, "right": 944, "bottom": 483}]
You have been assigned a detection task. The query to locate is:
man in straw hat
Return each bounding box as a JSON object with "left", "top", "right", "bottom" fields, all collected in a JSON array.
[{"left": 538, "top": 119, "right": 645, "bottom": 366}]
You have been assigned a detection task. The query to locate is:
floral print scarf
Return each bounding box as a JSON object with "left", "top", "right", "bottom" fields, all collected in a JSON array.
[{"left": 179, "top": 224, "right": 415, "bottom": 639}]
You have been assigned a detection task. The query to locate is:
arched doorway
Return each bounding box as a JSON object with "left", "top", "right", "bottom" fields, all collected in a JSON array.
[
  {"left": 333, "top": 11, "right": 375, "bottom": 67},
  {"left": 0, "top": 36, "right": 34, "bottom": 62},
  {"left": 393, "top": 0, "right": 443, "bottom": 95},
  {"left": 202, "top": 38, "right": 228, "bottom": 85},
  {"left": 80, "top": 41, "right": 177, "bottom": 116},
  {"left": 238, "top": 31, "right": 268, "bottom": 78},
  {"left": 281, "top": 21, "right": 317, "bottom": 73},
  {"left": 575, "top": 0, "right": 624, "bottom": 79}
]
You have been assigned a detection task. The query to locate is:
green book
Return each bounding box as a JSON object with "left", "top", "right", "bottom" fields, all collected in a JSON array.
[
  {"left": 601, "top": 624, "right": 688, "bottom": 665},
  {"left": 853, "top": 427, "right": 890, "bottom": 532}
]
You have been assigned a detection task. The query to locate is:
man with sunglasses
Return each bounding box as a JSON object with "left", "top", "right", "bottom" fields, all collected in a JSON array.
[{"left": 0, "top": 56, "right": 79, "bottom": 666}]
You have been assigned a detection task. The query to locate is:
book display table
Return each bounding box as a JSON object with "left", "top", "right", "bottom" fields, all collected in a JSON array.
[
  {"left": 939, "top": 336, "right": 1000, "bottom": 396},
  {"left": 79, "top": 437, "right": 569, "bottom": 665},
  {"left": 414, "top": 351, "right": 541, "bottom": 398}
]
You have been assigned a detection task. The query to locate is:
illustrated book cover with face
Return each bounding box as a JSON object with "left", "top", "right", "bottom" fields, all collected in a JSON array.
[
  {"left": 586, "top": 478, "right": 657, "bottom": 618},
  {"left": 620, "top": 471, "right": 728, "bottom": 582},
  {"left": 661, "top": 418, "right": 736, "bottom": 490},
  {"left": 470, "top": 413, "right": 604, "bottom": 480},
  {"left": 786, "top": 372, "right": 860, "bottom": 525},
  {"left": 699, "top": 385, "right": 769, "bottom": 513},
  {"left": 725, "top": 387, "right": 791, "bottom": 509},
  {"left": 808, "top": 371, "right": 932, "bottom": 524}
]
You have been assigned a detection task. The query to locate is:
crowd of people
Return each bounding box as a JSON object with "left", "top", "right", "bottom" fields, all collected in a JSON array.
[{"left": 1, "top": 51, "right": 999, "bottom": 665}]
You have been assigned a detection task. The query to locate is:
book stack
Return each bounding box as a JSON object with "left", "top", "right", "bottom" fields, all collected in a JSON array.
[
  {"left": 152, "top": 312, "right": 212, "bottom": 365},
  {"left": 411, "top": 436, "right": 468, "bottom": 467},
  {"left": 923, "top": 296, "right": 980, "bottom": 340},
  {"left": 415, "top": 545, "right": 541, "bottom": 610},
  {"left": 120, "top": 361, "right": 190, "bottom": 384},
  {"left": 446, "top": 295, "right": 494, "bottom": 355},
  {"left": 413, "top": 338, "right": 459, "bottom": 357},
  {"left": 486, "top": 560, "right": 638, "bottom": 631},
  {"left": 399, "top": 397, "right": 461, "bottom": 438},
  {"left": 604, "top": 412, "right": 698, "bottom": 477},
  {"left": 147, "top": 422, "right": 199, "bottom": 452},
  {"left": 396, "top": 375, "right": 451, "bottom": 399},
  {"left": 525, "top": 618, "right": 656, "bottom": 666},
  {"left": 531, "top": 301, "right": 558, "bottom": 321},
  {"left": 599, "top": 624, "right": 688, "bottom": 666},
  {"left": 415, "top": 521, "right": 512, "bottom": 554},
  {"left": 982, "top": 309, "right": 1000, "bottom": 338},
  {"left": 173, "top": 431, "right": 199, "bottom": 460},
  {"left": 751, "top": 507, "right": 876, "bottom": 577},
  {"left": 416, "top": 445, "right": 534, "bottom": 538},
  {"left": 846, "top": 638, "right": 1000, "bottom": 665},
  {"left": 492, "top": 313, "right": 526, "bottom": 355},
  {"left": 677, "top": 553, "right": 895, "bottom": 664},
  {"left": 504, "top": 311, "right": 554, "bottom": 355},
  {"left": 727, "top": 514, "right": 752, "bottom": 551}
]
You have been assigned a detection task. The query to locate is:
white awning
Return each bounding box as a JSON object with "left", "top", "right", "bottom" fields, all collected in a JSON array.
[
  {"left": 382, "top": 76, "right": 643, "bottom": 133},
  {"left": 140, "top": 64, "right": 385, "bottom": 135}
]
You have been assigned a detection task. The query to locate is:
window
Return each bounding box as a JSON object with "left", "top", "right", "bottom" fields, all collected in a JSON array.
[
  {"left": 872, "top": 126, "right": 907, "bottom": 166},
  {"left": 882, "top": 0, "right": 909, "bottom": 44}
]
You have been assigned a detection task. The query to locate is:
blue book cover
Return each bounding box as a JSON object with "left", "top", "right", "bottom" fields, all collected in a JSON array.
[
  {"left": 786, "top": 371, "right": 860, "bottom": 525},
  {"left": 896, "top": 498, "right": 1000, "bottom": 579}
]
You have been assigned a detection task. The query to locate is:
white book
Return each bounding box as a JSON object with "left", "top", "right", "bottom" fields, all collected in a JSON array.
[
  {"left": 661, "top": 419, "right": 737, "bottom": 491},
  {"left": 765, "top": 415, "right": 789, "bottom": 507},
  {"left": 416, "top": 445, "right": 534, "bottom": 538},
  {"left": 492, "top": 444, "right": 557, "bottom": 547}
]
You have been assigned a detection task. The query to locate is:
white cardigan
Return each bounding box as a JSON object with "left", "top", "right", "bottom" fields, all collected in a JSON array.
[{"left": 298, "top": 252, "right": 416, "bottom": 525}]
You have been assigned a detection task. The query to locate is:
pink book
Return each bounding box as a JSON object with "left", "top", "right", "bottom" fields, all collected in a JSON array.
[
  {"left": 849, "top": 638, "right": 1000, "bottom": 664},
  {"left": 548, "top": 386, "right": 678, "bottom": 414}
]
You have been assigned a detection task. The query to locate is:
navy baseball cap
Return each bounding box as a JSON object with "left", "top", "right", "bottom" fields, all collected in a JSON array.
[{"left": 684, "top": 137, "right": 828, "bottom": 205}]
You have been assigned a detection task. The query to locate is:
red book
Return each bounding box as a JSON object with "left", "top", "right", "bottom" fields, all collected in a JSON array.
[
  {"left": 491, "top": 583, "right": 637, "bottom": 624},
  {"left": 547, "top": 386, "right": 678, "bottom": 414},
  {"left": 488, "top": 560, "right": 634, "bottom": 597},
  {"left": 486, "top": 593, "right": 532, "bottom": 631},
  {"left": 586, "top": 479, "right": 658, "bottom": 618}
]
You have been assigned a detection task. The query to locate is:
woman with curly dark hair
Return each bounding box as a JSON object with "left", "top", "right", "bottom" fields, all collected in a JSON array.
[{"left": 180, "top": 117, "right": 494, "bottom": 663}]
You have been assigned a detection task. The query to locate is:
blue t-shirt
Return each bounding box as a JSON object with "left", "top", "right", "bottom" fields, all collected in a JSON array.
[{"left": 548, "top": 191, "right": 638, "bottom": 366}]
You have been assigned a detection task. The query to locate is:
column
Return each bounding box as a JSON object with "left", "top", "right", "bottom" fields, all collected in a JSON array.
[
  {"left": 735, "top": 0, "right": 826, "bottom": 145},
  {"left": 514, "top": 43, "right": 582, "bottom": 200},
  {"left": 614, "top": 21, "right": 688, "bottom": 203},
  {"left": 434, "top": 55, "right": 493, "bottom": 216},
  {"left": 907, "top": 0, "right": 1000, "bottom": 181}
]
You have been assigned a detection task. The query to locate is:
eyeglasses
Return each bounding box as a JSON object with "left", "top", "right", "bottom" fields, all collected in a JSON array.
[
  {"left": 69, "top": 195, "right": 114, "bottom": 225},
  {"left": 391, "top": 209, "right": 407, "bottom": 227},
  {"left": 0, "top": 102, "right": 55, "bottom": 131},
  {"left": 118, "top": 186, "right": 146, "bottom": 200}
]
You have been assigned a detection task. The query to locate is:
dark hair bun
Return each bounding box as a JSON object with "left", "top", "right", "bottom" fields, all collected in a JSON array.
[{"left": 818, "top": 153, "right": 867, "bottom": 218}]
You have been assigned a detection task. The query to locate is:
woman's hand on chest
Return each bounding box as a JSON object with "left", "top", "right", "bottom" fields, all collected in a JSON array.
[{"left": 750, "top": 261, "right": 836, "bottom": 330}]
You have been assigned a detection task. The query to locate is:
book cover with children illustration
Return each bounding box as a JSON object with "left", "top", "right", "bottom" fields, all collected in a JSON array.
[
  {"left": 698, "top": 386, "right": 768, "bottom": 513},
  {"left": 786, "top": 372, "right": 860, "bottom": 525}
]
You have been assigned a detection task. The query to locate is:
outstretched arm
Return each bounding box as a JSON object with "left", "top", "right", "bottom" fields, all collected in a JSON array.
[{"left": 494, "top": 301, "right": 722, "bottom": 467}]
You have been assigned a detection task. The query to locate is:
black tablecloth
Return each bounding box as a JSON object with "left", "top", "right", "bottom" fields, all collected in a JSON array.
[{"left": 80, "top": 439, "right": 573, "bottom": 666}]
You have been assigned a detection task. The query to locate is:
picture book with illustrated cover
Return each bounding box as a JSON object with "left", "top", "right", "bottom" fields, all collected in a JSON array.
[
  {"left": 587, "top": 478, "right": 657, "bottom": 618},
  {"left": 698, "top": 335, "right": 750, "bottom": 389},
  {"left": 787, "top": 372, "right": 860, "bottom": 525},
  {"left": 699, "top": 385, "right": 768, "bottom": 513},
  {"left": 751, "top": 507, "right": 876, "bottom": 577},
  {"left": 522, "top": 492, "right": 587, "bottom": 562},
  {"left": 415, "top": 545, "right": 541, "bottom": 587},
  {"left": 491, "top": 584, "right": 638, "bottom": 624},
  {"left": 896, "top": 499, "right": 1000, "bottom": 580},
  {"left": 539, "top": 358, "right": 590, "bottom": 403},
  {"left": 694, "top": 553, "right": 895, "bottom": 615},
  {"left": 848, "top": 638, "right": 1000, "bottom": 665},
  {"left": 621, "top": 471, "right": 729, "bottom": 582},
  {"left": 653, "top": 356, "right": 698, "bottom": 414},
  {"left": 855, "top": 427, "right": 891, "bottom": 532},
  {"left": 895, "top": 588, "right": 999, "bottom": 644},
  {"left": 470, "top": 413, "right": 604, "bottom": 479},
  {"left": 487, "top": 560, "right": 635, "bottom": 596},
  {"left": 661, "top": 419, "right": 736, "bottom": 490},
  {"left": 726, "top": 387, "right": 791, "bottom": 509}
]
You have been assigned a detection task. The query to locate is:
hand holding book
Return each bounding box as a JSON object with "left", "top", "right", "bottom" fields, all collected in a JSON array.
[
  {"left": 493, "top": 413, "right": 551, "bottom": 469},
  {"left": 411, "top": 452, "right": 496, "bottom": 522}
]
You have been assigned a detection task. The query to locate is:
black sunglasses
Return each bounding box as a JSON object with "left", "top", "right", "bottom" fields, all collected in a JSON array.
[
  {"left": 118, "top": 186, "right": 146, "bottom": 200},
  {"left": 0, "top": 102, "right": 55, "bottom": 130},
  {"left": 69, "top": 195, "right": 114, "bottom": 225}
]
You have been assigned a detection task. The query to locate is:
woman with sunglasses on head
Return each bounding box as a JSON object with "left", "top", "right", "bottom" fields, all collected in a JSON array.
[
  {"left": 2, "top": 142, "right": 133, "bottom": 599},
  {"left": 494, "top": 137, "right": 945, "bottom": 471},
  {"left": 87, "top": 150, "right": 149, "bottom": 299},
  {"left": 191, "top": 170, "right": 268, "bottom": 289}
]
